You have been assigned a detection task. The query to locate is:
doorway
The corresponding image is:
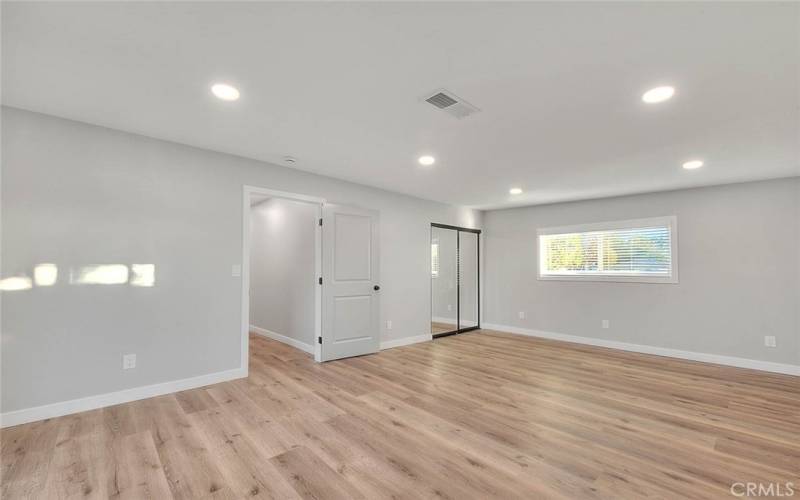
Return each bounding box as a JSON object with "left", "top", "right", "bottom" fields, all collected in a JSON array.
[
  {"left": 242, "top": 187, "right": 324, "bottom": 366},
  {"left": 430, "top": 223, "right": 480, "bottom": 338},
  {"left": 241, "top": 186, "right": 382, "bottom": 368}
]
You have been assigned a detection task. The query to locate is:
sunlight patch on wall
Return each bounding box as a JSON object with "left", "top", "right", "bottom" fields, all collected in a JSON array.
[
  {"left": 2, "top": 263, "right": 157, "bottom": 290},
  {"left": 33, "top": 263, "right": 58, "bottom": 286},
  {"left": 0, "top": 276, "right": 33, "bottom": 291},
  {"left": 70, "top": 264, "right": 130, "bottom": 285},
  {"left": 130, "top": 264, "right": 155, "bottom": 287}
]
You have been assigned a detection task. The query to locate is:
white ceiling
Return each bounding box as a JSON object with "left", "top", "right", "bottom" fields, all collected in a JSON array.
[{"left": 3, "top": 2, "right": 798, "bottom": 209}]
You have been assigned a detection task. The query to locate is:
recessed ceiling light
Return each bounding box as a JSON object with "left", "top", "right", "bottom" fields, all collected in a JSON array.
[
  {"left": 509, "top": 188, "right": 523, "bottom": 195},
  {"left": 682, "top": 160, "right": 704, "bottom": 170},
  {"left": 418, "top": 155, "right": 435, "bottom": 166},
  {"left": 211, "top": 83, "right": 240, "bottom": 101},
  {"left": 284, "top": 156, "right": 297, "bottom": 164},
  {"left": 642, "top": 86, "right": 675, "bottom": 104}
]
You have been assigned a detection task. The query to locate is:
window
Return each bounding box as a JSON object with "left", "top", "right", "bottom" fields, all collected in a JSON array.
[
  {"left": 537, "top": 216, "right": 677, "bottom": 283},
  {"left": 431, "top": 241, "right": 440, "bottom": 278}
]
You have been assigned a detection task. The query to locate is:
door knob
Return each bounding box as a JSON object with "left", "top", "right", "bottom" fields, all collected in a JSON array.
[{"left": 373, "top": 285, "right": 381, "bottom": 291}]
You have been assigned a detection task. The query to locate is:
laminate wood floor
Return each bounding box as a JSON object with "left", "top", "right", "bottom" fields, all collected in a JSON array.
[{"left": 2, "top": 330, "right": 799, "bottom": 499}]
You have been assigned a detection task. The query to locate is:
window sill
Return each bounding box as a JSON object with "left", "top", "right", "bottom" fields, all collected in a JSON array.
[{"left": 537, "top": 275, "right": 678, "bottom": 284}]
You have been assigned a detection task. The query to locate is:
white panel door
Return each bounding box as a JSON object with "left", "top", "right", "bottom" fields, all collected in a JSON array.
[{"left": 321, "top": 204, "right": 380, "bottom": 361}]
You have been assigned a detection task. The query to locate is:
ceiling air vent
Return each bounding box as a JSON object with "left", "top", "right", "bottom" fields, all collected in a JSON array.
[
  {"left": 422, "top": 89, "right": 480, "bottom": 119},
  {"left": 426, "top": 92, "right": 458, "bottom": 109}
]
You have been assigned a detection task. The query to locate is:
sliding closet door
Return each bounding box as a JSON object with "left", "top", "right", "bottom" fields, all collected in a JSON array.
[
  {"left": 430, "top": 226, "right": 458, "bottom": 336},
  {"left": 431, "top": 224, "right": 480, "bottom": 338},
  {"left": 459, "top": 231, "right": 479, "bottom": 329}
]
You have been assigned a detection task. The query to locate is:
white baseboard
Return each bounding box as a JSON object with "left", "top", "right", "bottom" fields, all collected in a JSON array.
[
  {"left": 482, "top": 323, "right": 800, "bottom": 376},
  {"left": 250, "top": 325, "right": 314, "bottom": 354},
  {"left": 0, "top": 366, "right": 246, "bottom": 429},
  {"left": 380, "top": 334, "right": 432, "bottom": 350}
]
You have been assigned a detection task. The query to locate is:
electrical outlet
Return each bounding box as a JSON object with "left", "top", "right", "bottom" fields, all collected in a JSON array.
[
  {"left": 231, "top": 264, "right": 242, "bottom": 277},
  {"left": 518, "top": 311, "right": 526, "bottom": 319},
  {"left": 386, "top": 320, "right": 393, "bottom": 330},
  {"left": 447, "top": 304, "right": 452, "bottom": 311},
  {"left": 764, "top": 336, "right": 777, "bottom": 348},
  {"left": 602, "top": 319, "right": 610, "bottom": 329},
  {"left": 123, "top": 353, "right": 136, "bottom": 370}
]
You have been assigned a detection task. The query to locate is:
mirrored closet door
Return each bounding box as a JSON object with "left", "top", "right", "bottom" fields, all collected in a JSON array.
[{"left": 430, "top": 223, "right": 480, "bottom": 338}]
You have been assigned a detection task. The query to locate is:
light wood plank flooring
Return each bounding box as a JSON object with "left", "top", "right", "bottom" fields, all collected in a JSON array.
[{"left": 2, "top": 330, "right": 799, "bottom": 499}]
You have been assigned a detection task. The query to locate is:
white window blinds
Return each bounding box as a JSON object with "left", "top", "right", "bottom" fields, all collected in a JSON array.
[{"left": 538, "top": 217, "right": 677, "bottom": 283}]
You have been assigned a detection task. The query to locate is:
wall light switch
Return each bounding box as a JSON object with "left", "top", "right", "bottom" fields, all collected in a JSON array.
[
  {"left": 764, "top": 336, "right": 777, "bottom": 348},
  {"left": 602, "top": 320, "right": 610, "bottom": 329},
  {"left": 123, "top": 353, "right": 136, "bottom": 370},
  {"left": 231, "top": 264, "right": 242, "bottom": 277}
]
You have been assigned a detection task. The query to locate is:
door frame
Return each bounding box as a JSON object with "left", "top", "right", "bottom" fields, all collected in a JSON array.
[
  {"left": 241, "top": 185, "right": 326, "bottom": 371},
  {"left": 430, "top": 223, "right": 481, "bottom": 339}
]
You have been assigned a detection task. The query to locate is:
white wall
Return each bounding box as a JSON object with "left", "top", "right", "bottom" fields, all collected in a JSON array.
[
  {"left": 249, "top": 198, "right": 317, "bottom": 348},
  {"left": 0, "top": 107, "right": 482, "bottom": 417},
  {"left": 483, "top": 178, "right": 800, "bottom": 368}
]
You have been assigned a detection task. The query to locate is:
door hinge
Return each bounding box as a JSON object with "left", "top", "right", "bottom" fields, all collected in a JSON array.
[
  {"left": 318, "top": 277, "right": 323, "bottom": 285},
  {"left": 319, "top": 218, "right": 323, "bottom": 226},
  {"left": 318, "top": 336, "right": 322, "bottom": 344}
]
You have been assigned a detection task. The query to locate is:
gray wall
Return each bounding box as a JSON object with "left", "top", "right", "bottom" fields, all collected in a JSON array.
[
  {"left": 1, "top": 107, "right": 482, "bottom": 413},
  {"left": 249, "top": 198, "right": 317, "bottom": 346},
  {"left": 484, "top": 177, "right": 800, "bottom": 366}
]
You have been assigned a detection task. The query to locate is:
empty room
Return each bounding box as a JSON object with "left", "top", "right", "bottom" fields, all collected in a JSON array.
[{"left": 1, "top": 2, "right": 798, "bottom": 499}]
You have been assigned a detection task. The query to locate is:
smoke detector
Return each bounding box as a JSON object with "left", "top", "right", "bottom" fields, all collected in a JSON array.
[{"left": 422, "top": 89, "right": 480, "bottom": 119}]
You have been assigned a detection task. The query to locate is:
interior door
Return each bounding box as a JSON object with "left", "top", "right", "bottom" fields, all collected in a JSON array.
[{"left": 321, "top": 204, "right": 380, "bottom": 361}]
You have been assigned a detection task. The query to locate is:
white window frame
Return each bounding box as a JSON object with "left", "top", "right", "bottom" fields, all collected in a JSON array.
[{"left": 537, "top": 215, "right": 678, "bottom": 284}]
